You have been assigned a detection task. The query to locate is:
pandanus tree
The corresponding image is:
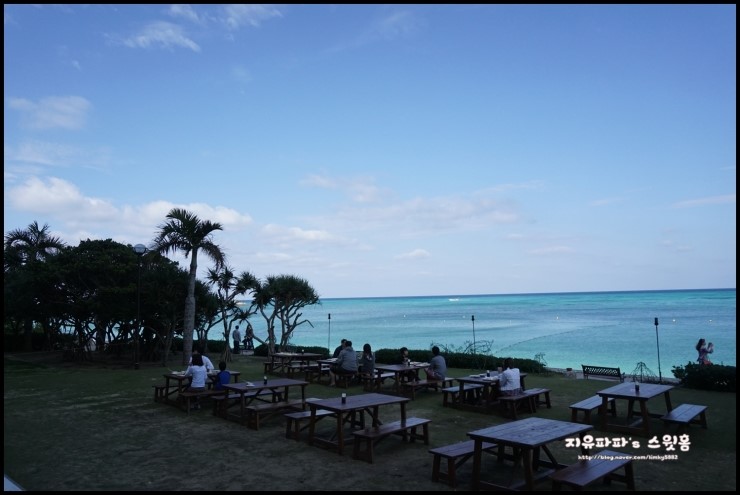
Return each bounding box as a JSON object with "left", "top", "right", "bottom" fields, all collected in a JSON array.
[
  {"left": 153, "top": 208, "right": 224, "bottom": 365},
  {"left": 252, "top": 274, "right": 320, "bottom": 355},
  {"left": 205, "top": 266, "right": 260, "bottom": 364}
]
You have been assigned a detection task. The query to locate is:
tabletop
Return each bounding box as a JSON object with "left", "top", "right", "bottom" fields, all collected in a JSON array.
[
  {"left": 597, "top": 382, "right": 674, "bottom": 400},
  {"left": 597, "top": 381, "right": 674, "bottom": 437},
  {"left": 468, "top": 417, "right": 593, "bottom": 491},
  {"left": 308, "top": 393, "right": 410, "bottom": 454}
]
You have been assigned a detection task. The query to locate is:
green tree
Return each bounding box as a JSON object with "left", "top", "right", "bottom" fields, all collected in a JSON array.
[
  {"left": 4, "top": 221, "right": 65, "bottom": 351},
  {"left": 153, "top": 208, "right": 224, "bottom": 365},
  {"left": 253, "top": 275, "right": 320, "bottom": 355}
]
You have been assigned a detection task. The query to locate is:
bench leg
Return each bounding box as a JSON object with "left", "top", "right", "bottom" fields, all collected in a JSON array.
[{"left": 431, "top": 454, "right": 442, "bottom": 483}]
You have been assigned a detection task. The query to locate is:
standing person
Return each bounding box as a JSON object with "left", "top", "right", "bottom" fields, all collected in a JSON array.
[
  {"left": 213, "top": 361, "right": 231, "bottom": 391},
  {"left": 329, "top": 340, "right": 358, "bottom": 387},
  {"left": 244, "top": 323, "right": 255, "bottom": 351},
  {"left": 696, "top": 338, "right": 713, "bottom": 365},
  {"left": 359, "top": 343, "right": 375, "bottom": 377},
  {"left": 333, "top": 339, "right": 347, "bottom": 358},
  {"left": 425, "top": 346, "right": 447, "bottom": 381},
  {"left": 499, "top": 357, "right": 522, "bottom": 396},
  {"left": 232, "top": 325, "right": 242, "bottom": 355},
  {"left": 184, "top": 354, "right": 207, "bottom": 410}
]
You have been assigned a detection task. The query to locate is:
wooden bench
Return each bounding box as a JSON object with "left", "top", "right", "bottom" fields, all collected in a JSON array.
[
  {"left": 263, "top": 361, "right": 275, "bottom": 374},
  {"left": 498, "top": 393, "right": 536, "bottom": 420},
  {"left": 284, "top": 409, "right": 336, "bottom": 441},
  {"left": 245, "top": 399, "right": 305, "bottom": 429},
  {"left": 581, "top": 364, "right": 624, "bottom": 382},
  {"left": 549, "top": 449, "right": 635, "bottom": 490},
  {"left": 402, "top": 377, "right": 454, "bottom": 399},
  {"left": 359, "top": 371, "right": 396, "bottom": 392},
  {"left": 442, "top": 383, "right": 483, "bottom": 407},
  {"left": 570, "top": 395, "right": 617, "bottom": 424},
  {"left": 178, "top": 389, "right": 224, "bottom": 414},
  {"left": 352, "top": 417, "right": 432, "bottom": 464},
  {"left": 152, "top": 383, "right": 178, "bottom": 403},
  {"left": 661, "top": 403, "right": 708, "bottom": 432},
  {"left": 429, "top": 440, "right": 497, "bottom": 487},
  {"left": 524, "top": 387, "right": 552, "bottom": 409},
  {"left": 335, "top": 372, "right": 358, "bottom": 389},
  {"left": 211, "top": 389, "right": 276, "bottom": 417}
]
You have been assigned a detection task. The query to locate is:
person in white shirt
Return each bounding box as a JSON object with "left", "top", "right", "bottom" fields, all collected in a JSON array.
[
  {"left": 499, "top": 357, "right": 522, "bottom": 396},
  {"left": 184, "top": 354, "right": 208, "bottom": 410},
  {"left": 189, "top": 347, "right": 214, "bottom": 372}
]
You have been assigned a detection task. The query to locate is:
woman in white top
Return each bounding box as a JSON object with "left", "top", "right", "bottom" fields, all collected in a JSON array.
[
  {"left": 184, "top": 354, "right": 208, "bottom": 391},
  {"left": 498, "top": 357, "right": 522, "bottom": 396}
]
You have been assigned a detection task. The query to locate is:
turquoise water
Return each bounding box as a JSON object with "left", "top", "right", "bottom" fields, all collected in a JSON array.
[{"left": 259, "top": 289, "right": 736, "bottom": 375}]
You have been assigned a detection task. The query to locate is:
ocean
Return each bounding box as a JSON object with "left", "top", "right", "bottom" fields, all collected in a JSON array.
[{"left": 265, "top": 289, "right": 736, "bottom": 376}]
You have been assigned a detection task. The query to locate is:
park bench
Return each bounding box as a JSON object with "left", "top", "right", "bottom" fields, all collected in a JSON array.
[
  {"left": 549, "top": 449, "right": 635, "bottom": 490},
  {"left": 442, "top": 383, "right": 483, "bottom": 407},
  {"left": 284, "top": 408, "right": 336, "bottom": 441},
  {"left": 152, "top": 383, "right": 179, "bottom": 403},
  {"left": 661, "top": 404, "right": 708, "bottom": 433},
  {"left": 245, "top": 399, "right": 305, "bottom": 430},
  {"left": 498, "top": 393, "right": 537, "bottom": 420},
  {"left": 178, "top": 389, "right": 224, "bottom": 414},
  {"left": 429, "top": 439, "right": 497, "bottom": 487},
  {"left": 402, "top": 377, "right": 455, "bottom": 399},
  {"left": 352, "top": 417, "right": 432, "bottom": 464},
  {"left": 211, "top": 389, "right": 276, "bottom": 417},
  {"left": 581, "top": 364, "right": 624, "bottom": 382},
  {"left": 524, "top": 387, "right": 552, "bottom": 409},
  {"left": 570, "top": 395, "right": 617, "bottom": 424}
]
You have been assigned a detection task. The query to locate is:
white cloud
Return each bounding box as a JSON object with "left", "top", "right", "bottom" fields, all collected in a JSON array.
[
  {"left": 9, "top": 96, "right": 91, "bottom": 130},
  {"left": 168, "top": 4, "right": 201, "bottom": 23},
  {"left": 122, "top": 21, "right": 201, "bottom": 52},
  {"left": 4, "top": 140, "right": 111, "bottom": 170},
  {"left": 219, "top": 4, "right": 283, "bottom": 30},
  {"left": 395, "top": 248, "right": 430, "bottom": 260},
  {"left": 672, "top": 194, "right": 736, "bottom": 208},
  {"left": 528, "top": 246, "right": 575, "bottom": 255}
]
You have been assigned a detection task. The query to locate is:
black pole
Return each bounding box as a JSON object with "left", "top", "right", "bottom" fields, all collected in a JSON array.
[
  {"left": 135, "top": 256, "right": 142, "bottom": 370},
  {"left": 327, "top": 313, "right": 331, "bottom": 354},
  {"left": 654, "top": 317, "right": 662, "bottom": 384},
  {"left": 471, "top": 315, "right": 476, "bottom": 354}
]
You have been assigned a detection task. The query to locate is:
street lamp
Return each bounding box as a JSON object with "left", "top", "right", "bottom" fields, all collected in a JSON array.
[
  {"left": 654, "top": 317, "right": 662, "bottom": 384},
  {"left": 133, "top": 244, "right": 147, "bottom": 369}
]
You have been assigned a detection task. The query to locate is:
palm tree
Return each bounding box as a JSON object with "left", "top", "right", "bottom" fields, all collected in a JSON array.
[
  {"left": 4, "top": 221, "right": 65, "bottom": 350},
  {"left": 153, "top": 208, "right": 224, "bottom": 365}
]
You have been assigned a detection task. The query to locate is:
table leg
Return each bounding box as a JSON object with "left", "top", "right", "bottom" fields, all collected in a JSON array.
[
  {"left": 522, "top": 448, "right": 534, "bottom": 490},
  {"left": 663, "top": 391, "right": 673, "bottom": 412},
  {"left": 639, "top": 400, "right": 651, "bottom": 437},
  {"left": 599, "top": 396, "right": 609, "bottom": 431},
  {"left": 471, "top": 438, "right": 482, "bottom": 490}
]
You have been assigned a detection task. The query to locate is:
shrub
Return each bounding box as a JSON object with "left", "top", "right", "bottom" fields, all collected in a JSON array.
[{"left": 672, "top": 362, "right": 736, "bottom": 392}]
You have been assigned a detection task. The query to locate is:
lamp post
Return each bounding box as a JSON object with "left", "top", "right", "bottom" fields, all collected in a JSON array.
[
  {"left": 133, "top": 244, "right": 147, "bottom": 369},
  {"left": 654, "top": 317, "right": 662, "bottom": 384},
  {"left": 327, "top": 313, "right": 331, "bottom": 354}
]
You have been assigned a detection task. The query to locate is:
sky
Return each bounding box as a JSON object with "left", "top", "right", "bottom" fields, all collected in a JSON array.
[{"left": 4, "top": 4, "right": 737, "bottom": 299}]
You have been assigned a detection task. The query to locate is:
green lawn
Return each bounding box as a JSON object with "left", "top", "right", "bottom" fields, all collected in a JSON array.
[{"left": 4, "top": 352, "right": 736, "bottom": 491}]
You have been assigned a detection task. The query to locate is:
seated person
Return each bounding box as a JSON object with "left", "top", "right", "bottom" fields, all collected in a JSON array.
[
  {"left": 359, "top": 343, "right": 375, "bottom": 377},
  {"left": 425, "top": 346, "right": 447, "bottom": 381},
  {"left": 189, "top": 347, "right": 214, "bottom": 372},
  {"left": 498, "top": 357, "right": 522, "bottom": 396},
  {"left": 399, "top": 346, "right": 418, "bottom": 382},
  {"left": 332, "top": 339, "right": 347, "bottom": 358},
  {"left": 184, "top": 354, "right": 208, "bottom": 410},
  {"left": 213, "top": 360, "right": 231, "bottom": 391},
  {"left": 329, "top": 340, "right": 358, "bottom": 386}
]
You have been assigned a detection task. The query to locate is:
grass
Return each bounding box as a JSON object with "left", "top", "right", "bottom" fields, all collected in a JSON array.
[{"left": 4, "top": 352, "right": 736, "bottom": 491}]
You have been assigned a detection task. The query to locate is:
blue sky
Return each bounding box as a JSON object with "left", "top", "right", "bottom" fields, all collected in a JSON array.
[{"left": 4, "top": 4, "right": 736, "bottom": 298}]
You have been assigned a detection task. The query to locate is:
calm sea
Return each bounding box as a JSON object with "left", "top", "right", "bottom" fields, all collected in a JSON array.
[{"left": 272, "top": 289, "right": 736, "bottom": 375}]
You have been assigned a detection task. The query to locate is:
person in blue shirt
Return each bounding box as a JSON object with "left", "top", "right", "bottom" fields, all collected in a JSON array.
[{"left": 213, "top": 361, "right": 231, "bottom": 390}]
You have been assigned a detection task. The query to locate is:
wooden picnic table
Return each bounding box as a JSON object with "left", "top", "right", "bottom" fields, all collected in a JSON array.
[
  {"left": 452, "top": 372, "right": 528, "bottom": 411},
  {"left": 374, "top": 362, "right": 429, "bottom": 395},
  {"left": 161, "top": 370, "right": 240, "bottom": 405},
  {"left": 597, "top": 382, "right": 674, "bottom": 437},
  {"left": 222, "top": 377, "right": 308, "bottom": 429},
  {"left": 269, "top": 352, "right": 324, "bottom": 376},
  {"left": 469, "top": 417, "right": 592, "bottom": 491},
  {"left": 307, "top": 392, "right": 410, "bottom": 455}
]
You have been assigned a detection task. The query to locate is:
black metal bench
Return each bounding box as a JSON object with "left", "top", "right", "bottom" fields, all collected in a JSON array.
[
  {"left": 581, "top": 364, "right": 624, "bottom": 382},
  {"left": 549, "top": 449, "right": 635, "bottom": 490}
]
